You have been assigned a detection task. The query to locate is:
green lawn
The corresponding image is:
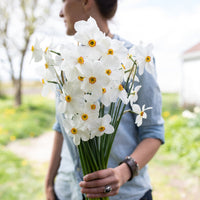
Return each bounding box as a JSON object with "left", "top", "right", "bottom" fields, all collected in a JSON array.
[
  {"left": 0, "top": 145, "right": 45, "bottom": 200},
  {"left": 0, "top": 95, "right": 55, "bottom": 145},
  {"left": 161, "top": 93, "right": 200, "bottom": 175},
  {"left": 0, "top": 93, "right": 54, "bottom": 200}
]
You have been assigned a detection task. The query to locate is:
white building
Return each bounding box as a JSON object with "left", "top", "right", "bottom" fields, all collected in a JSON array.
[{"left": 180, "top": 43, "right": 200, "bottom": 107}]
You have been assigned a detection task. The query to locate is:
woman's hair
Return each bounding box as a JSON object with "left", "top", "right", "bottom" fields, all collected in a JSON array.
[{"left": 94, "top": 0, "right": 117, "bottom": 19}]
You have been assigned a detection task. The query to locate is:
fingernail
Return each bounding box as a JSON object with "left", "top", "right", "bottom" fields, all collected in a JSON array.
[
  {"left": 79, "top": 181, "right": 83, "bottom": 186},
  {"left": 83, "top": 175, "right": 87, "bottom": 181}
]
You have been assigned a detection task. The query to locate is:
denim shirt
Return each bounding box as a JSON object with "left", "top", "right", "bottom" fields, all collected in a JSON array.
[{"left": 53, "top": 35, "right": 165, "bottom": 200}]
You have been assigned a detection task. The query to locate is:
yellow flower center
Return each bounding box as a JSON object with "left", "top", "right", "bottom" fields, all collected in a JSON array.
[
  {"left": 128, "top": 54, "right": 133, "bottom": 59},
  {"left": 77, "top": 56, "right": 84, "bottom": 64},
  {"left": 88, "top": 39, "right": 96, "bottom": 47},
  {"left": 132, "top": 91, "right": 136, "bottom": 95},
  {"left": 89, "top": 77, "right": 96, "bottom": 84},
  {"left": 145, "top": 56, "right": 151, "bottom": 62},
  {"left": 102, "top": 88, "right": 106, "bottom": 94},
  {"left": 140, "top": 111, "right": 144, "bottom": 117},
  {"left": 90, "top": 104, "right": 96, "bottom": 110},
  {"left": 42, "top": 79, "right": 45, "bottom": 84},
  {"left": 65, "top": 95, "right": 71, "bottom": 102},
  {"left": 121, "top": 64, "right": 126, "bottom": 70},
  {"left": 45, "top": 47, "right": 49, "bottom": 53},
  {"left": 118, "top": 84, "right": 124, "bottom": 91},
  {"left": 105, "top": 69, "right": 112, "bottom": 76},
  {"left": 81, "top": 114, "right": 88, "bottom": 121},
  {"left": 107, "top": 49, "right": 114, "bottom": 55},
  {"left": 31, "top": 46, "right": 34, "bottom": 51},
  {"left": 99, "top": 126, "right": 105, "bottom": 132},
  {"left": 45, "top": 63, "right": 49, "bottom": 69},
  {"left": 78, "top": 76, "right": 84, "bottom": 81},
  {"left": 71, "top": 128, "right": 77, "bottom": 135}
]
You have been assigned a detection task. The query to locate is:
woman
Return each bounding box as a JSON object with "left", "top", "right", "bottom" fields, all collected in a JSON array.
[{"left": 45, "top": 0, "right": 165, "bottom": 200}]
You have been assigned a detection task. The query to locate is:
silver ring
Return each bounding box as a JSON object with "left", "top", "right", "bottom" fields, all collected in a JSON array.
[{"left": 104, "top": 185, "right": 112, "bottom": 193}]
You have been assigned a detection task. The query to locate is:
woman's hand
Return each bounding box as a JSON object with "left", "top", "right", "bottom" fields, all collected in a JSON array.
[{"left": 79, "top": 163, "right": 131, "bottom": 198}]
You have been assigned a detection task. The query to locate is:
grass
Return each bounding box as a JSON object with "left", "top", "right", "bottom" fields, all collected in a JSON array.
[
  {"left": 0, "top": 95, "right": 55, "bottom": 145},
  {"left": 148, "top": 93, "right": 200, "bottom": 200},
  {"left": 160, "top": 93, "right": 200, "bottom": 175},
  {"left": 0, "top": 145, "right": 45, "bottom": 200},
  {"left": 0, "top": 93, "right": 53, "bottom": 200}
]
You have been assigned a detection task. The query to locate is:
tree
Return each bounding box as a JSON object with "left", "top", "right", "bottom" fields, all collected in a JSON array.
[{"left": 0, "top": 0, "right": 55, "bottom": 106}]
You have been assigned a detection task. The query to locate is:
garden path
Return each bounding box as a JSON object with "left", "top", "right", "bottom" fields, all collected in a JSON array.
[{"left": 6, "top": 131, "right": 54, "bottom": 163}]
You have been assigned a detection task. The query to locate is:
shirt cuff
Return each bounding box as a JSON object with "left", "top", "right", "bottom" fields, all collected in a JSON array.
[{"left": 138, "top": 124, "right": 165, "bottom": 144}]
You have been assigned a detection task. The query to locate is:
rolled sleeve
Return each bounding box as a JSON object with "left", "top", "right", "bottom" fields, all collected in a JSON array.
[
  {"left": 138, "top": 124, "right": 165, "bottom": 144},
  {"left": 53, "top": 119, "right": 62, "bottom": 133}
]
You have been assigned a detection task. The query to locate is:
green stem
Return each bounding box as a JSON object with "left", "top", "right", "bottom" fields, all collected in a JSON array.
[
  {"left": 84, "top": 141, "right": 99, "bottom": 171},
  {"left": 50, "top": 50, "right": 61, "bottom": 56},
  {"left": 78, "top": 144, "right": 87, "bottom": 175}
]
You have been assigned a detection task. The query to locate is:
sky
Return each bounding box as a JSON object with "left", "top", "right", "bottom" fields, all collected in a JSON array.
[
  {"left": 113, "top": 0, "right": 200, "bottom": 92},
  {"left": 1, "top": 0, "right": 200, "bottom": 92}
]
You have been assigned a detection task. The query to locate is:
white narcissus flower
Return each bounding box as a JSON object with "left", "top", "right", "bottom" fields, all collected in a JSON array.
[
  {"left": 101, "top": 56, "right": 124, "bottom": 82},
  {"left": 131, "top": 43, "right": 155, "bottom": 75},
  {"left": 31, "top": 38, "right": 43, "bottom": 62},
  {"left": 100, "top": 86, "right": 113, "bottom": 107},
  {"left": 129, "top": 85, "right": 142, "bottom": 103},
  {"left": 61, "top": 45, "right": 88, "bottom": 76},
  {"left": 102, "top": 37, "right": 128, "bottom": 62},
  {"left": 110, "top": 82, "right": 129, "bottom": 105},
  {"left": 58, "top": 82, "right": 84, "bottom": 115},
  {"left": 42, "top": 52, "right": 57, "bottom": 81},
  {"left": 77, "top": 102, "right": 99, "bottom": 127},
  {"left": 35, "top": 56, "right": 57, "bottom": 83},
  {"left": 62, "top": 117, "right": 90, "bottom": 146},
  {"left": 85, "top": 101, "right": 100, "bottom": 116},
  {"left": 74, "top": 17, "right": 107, "bottom": 59},
  {"left": 41, "top": 78, "right": 55, "bottom": 97},
  {"left": 131, "top": 104, "right": 152, "bottom": 127},
  {"left": 54, "top": 55, "right": 63, "bottom": 67},
  {"left": 81, "top": 61, "right": 109, "bottom": 102},
  {"left": 89, "top": 114, "right": 114, "bottom": 138}
]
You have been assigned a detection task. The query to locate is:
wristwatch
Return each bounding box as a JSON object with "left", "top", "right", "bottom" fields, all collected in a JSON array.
[{"left": 119, "top": 156, "right": 139, "bottom": 181}]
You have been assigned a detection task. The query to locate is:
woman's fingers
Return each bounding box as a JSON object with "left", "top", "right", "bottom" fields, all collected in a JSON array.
[
  {"left": 83, "top": 168, "right": 114, "bottom": 181},
  {"left": 81, "top": 184, "right": 119, "bottom": 198},
  {"left": 80, "top": 175, "right": 115, "bottom": 188},
  {"left": 79, "top": 168, "right": 122, "bottom": 197},
  {"left": 86, "top": 190, "right": 119, "bottom": 199}
]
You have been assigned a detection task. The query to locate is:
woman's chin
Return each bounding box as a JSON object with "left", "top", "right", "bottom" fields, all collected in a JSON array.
[{"left": 66, "top": 28, "right": 76, "bottom": 36}]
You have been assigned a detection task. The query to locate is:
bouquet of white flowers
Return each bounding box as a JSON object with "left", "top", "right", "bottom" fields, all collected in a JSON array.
[{"left": 31, "top": 17, "right": 154, "bottom": 200}]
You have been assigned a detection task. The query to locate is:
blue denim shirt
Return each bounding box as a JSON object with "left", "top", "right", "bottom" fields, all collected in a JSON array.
[{"left": 53, "top": 35, "right": 165, "bottom": 200}]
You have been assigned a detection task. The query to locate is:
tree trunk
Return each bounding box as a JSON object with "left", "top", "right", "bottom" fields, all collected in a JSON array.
[
  {"left": 0, "top": 78, "right": 2, "bottom": 97},
  {"left": 14, "top": 41, "right": 28, "bottom": 106},
  {"left": 14, "top": 79, "right": 22, "bottom": 106}
]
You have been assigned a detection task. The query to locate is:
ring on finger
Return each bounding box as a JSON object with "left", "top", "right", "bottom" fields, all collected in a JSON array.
[{"left": 103, "top": 185, "right": 112, "bottom": 193}]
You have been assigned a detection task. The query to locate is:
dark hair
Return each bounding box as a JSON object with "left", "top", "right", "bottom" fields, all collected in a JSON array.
[{"left": 94, "top": 0, "right": 118, "bottom": 19}]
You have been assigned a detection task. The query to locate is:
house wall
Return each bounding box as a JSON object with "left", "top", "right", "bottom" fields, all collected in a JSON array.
[{"left": 180, "top": 59, "right": 200, "bottom": 106}]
